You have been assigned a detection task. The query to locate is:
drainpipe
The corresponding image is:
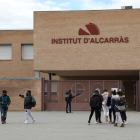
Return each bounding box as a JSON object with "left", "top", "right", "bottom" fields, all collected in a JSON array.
[{"left": 49, "top": 73, "right": 52, "bottom": 80}]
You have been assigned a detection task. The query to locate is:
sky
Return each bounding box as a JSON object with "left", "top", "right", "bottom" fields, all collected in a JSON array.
[{"left": 0, "top": 0, "right": 140, "bottom": 29}]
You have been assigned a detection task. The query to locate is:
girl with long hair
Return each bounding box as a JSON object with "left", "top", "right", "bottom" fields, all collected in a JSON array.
[{"left": 102, "top": 89, "right": 109, "bottom": 122}]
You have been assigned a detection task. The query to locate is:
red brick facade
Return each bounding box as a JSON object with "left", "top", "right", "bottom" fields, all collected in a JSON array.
[
  {"left": 0, "top": 9, "right": 139, "bottom": 111},
  {"left": 0, "top": 78, "right": 42, "bottom": 111},
  {"left": 34, "top": 10, "right": 140, "bottom": 71},
  {"left": 0, "top": 30, "right": 34, "bottom": 78}
]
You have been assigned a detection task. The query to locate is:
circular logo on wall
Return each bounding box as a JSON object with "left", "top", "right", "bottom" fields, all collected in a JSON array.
[{"left": 71, "top": 82, "right": 85, "bottom": 97}]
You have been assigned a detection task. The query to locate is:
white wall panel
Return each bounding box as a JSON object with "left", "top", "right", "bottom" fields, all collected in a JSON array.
[{"left": 51, "top": 82, "right": 57, "bottom": 92}]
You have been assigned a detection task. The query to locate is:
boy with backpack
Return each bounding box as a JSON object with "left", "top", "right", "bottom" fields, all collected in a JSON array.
[
  {"left": 120, "top": 92, "right": 128, "bottom": 124},
  {"left": 65, "top": 90, "right": 74, "bottom": 113},
  {"left": 88, "top": 90, "right": 101, "bottom": 124},
  {"left": 111, "top": 91, "right": 124, "bottom": 127},
  {"left": 24, "top": 90, "right": 36, "bottom": 124}
]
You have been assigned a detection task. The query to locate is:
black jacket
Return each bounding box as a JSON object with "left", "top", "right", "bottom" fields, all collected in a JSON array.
[
  {"left": 90, "top": 93, "right": 101, "bottom": 107},
  {"left": 93, "top": 93, "right": 103, "bottom": 102},
  {"left": 98, "top": 95, "right": 103, "bottom": 108},
  {"left": 99, "top": 95, "right": 103, "bottom": 103},
  {"left": 107, "top": 96, "right": 111, "bottom": 106},
  {"left": 69, "top": 93, "right": 74, "bottom": 101},
  {"left": 66, "top": 92, "right": 74, "bottom": 101},
  {"left": 24, "top": 94, "right": 32, "bottom": 109}
]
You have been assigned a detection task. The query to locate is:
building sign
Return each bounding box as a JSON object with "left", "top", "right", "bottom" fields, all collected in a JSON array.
[{"left": 51, "top": 23, "right": 129, "bottom": 44}]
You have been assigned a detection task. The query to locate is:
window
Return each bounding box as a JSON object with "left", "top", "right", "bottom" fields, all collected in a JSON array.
[
  {"left": 45, "top": 82, "right": 47, "bottom": 92},
  {"left": 51, "top": 82, "right": 57, "bottom": 92},
  {"left": 22, "top": 44, "right": 33, "bottom": 60},
  {"left": 0, "top": 44, "right": 12, "bottom": 60}
]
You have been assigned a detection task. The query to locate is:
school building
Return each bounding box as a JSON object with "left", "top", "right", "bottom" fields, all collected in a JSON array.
[{"left": 0, "top": 6, "right": 140, "bottom": 111}]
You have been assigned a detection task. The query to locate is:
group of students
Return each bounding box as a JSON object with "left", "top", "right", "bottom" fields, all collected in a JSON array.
[
  {"left": 0, "top": 90, "right": 36, "bottom": 124},
  {"left": 88, "top": 88, "right": 128, "bottom": 127},
  {"left": 1, "top": 88, "right": 128, "bottom": 126}
]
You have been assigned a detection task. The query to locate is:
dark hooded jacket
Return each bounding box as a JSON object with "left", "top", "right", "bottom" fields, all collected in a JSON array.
[
  {"left": 24, "top": 93, "right": 32, "bottom": 109},
  {"left": 66, "top": 92, "right": 74, "bottom": 101},
  {"left": 90, "top": 92, "right": 102, "bottom": 107},
  {"left": 92, "top": 93, "right": 103, "bottom": 102}
]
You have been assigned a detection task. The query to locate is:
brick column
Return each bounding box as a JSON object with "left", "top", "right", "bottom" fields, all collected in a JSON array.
[
  {"left": 41, "top": 78, "right": 45, "bottom": 111},
  {"left": 136, "top": 69, "right": 140, "bottom": 111},
  {"left": 139, "top": 69, "right": 140, "bottom": 111}
]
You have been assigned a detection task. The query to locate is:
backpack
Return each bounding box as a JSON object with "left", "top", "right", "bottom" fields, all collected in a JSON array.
[
  {"left": 31, "top": 96, "right": 36, "bottom": 107},
  {"left": 65, "top": 93, "right": 70, "bottom": 101},
  {"left": 116, "top": 98, "right": 125, "bottom": 111},
  {"left": 90, "top": 96, "right": 99, "bottom": 107}
]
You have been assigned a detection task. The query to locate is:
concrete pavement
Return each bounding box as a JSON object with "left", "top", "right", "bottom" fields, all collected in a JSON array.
[{"left": 0, "top": 111, "right": 140, "bottom": 140}]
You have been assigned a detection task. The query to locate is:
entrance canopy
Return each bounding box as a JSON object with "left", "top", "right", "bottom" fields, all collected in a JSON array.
[{"left": 40, "top": 70, "right": 139, "bottom": 77}]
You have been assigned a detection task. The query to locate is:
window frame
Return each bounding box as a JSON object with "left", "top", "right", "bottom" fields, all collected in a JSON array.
[
  {"left": 21, "top": 43, "right": 34, "bottom": 60},
  {"left": 0, "top": 44, "right": 12, "bottom": 61}
]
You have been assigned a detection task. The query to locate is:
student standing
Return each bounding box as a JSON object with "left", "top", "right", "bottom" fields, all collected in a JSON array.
[
  {"left": 120, "top": 92, "right": 128, "bottom": 124},
  {"left": 111, "top": 91, "right": 124, "bottom": 127},
  {"left": 102, "top": 89, "right": 109, "bottom": 122},
  {"left": 65, "top": 90, "right": 74, "bottom": 113},
  {"left": 24, "top": 90, "right": 36, "bottom": 124},
  {"left": 96, "top": 88, "right": 103, "bottom": 123},
  {"left": 88, "top": 90, "right": 100, "bottom": 125},
  {"left": 0, "top": 90, "right": 11, "bottom": 124},
  {"left": 107, "top": 91, "right": 116, "bottom": 124}
]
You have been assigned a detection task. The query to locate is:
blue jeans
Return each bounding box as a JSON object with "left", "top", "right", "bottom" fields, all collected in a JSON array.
[
  {"left": 1, "top": 106, "right": 8, "bottom": 121},
  {"left": 66, "top": 101, "right": 71, "bottom": 113}
]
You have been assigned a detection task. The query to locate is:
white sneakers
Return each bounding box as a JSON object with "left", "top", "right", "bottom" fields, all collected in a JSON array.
[
  {"left": 25, "top": 118, "right": 36, "bottom": 124},
  {"left": 25, "top": 120, "right": 29, "bottom": 124},
  {"left": 124, "top": 120, "right": 128, "bottom": 125},
  {"left": 32, "top": 118, "right": 36, "bottom": 123},
  {"left": 88, "top": 121, "right": 98, "bottom": 124},
  {"left": 94, "top": 121, "right": 98, "bottom": 124}
]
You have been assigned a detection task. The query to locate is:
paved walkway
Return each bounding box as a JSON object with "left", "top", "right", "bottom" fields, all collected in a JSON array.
[{"left": 0, "top": 111, "right": 140, "bottom": 140}]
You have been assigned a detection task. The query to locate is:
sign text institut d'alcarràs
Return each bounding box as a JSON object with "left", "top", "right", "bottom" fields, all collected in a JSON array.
[
  {"left": 51, "top": 37, "right": 129, "bottom": 44},
  {"left": 51, "top": 23, "right": 129, "bottom": 44}
]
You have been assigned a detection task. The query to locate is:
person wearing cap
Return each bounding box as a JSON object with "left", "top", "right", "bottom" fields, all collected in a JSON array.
[
  {"left": 0, "top": 90, "right": 11, "bottom": 124},
  {"left": 24, "top": 90, "right": 36, "bottom": 124}
]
